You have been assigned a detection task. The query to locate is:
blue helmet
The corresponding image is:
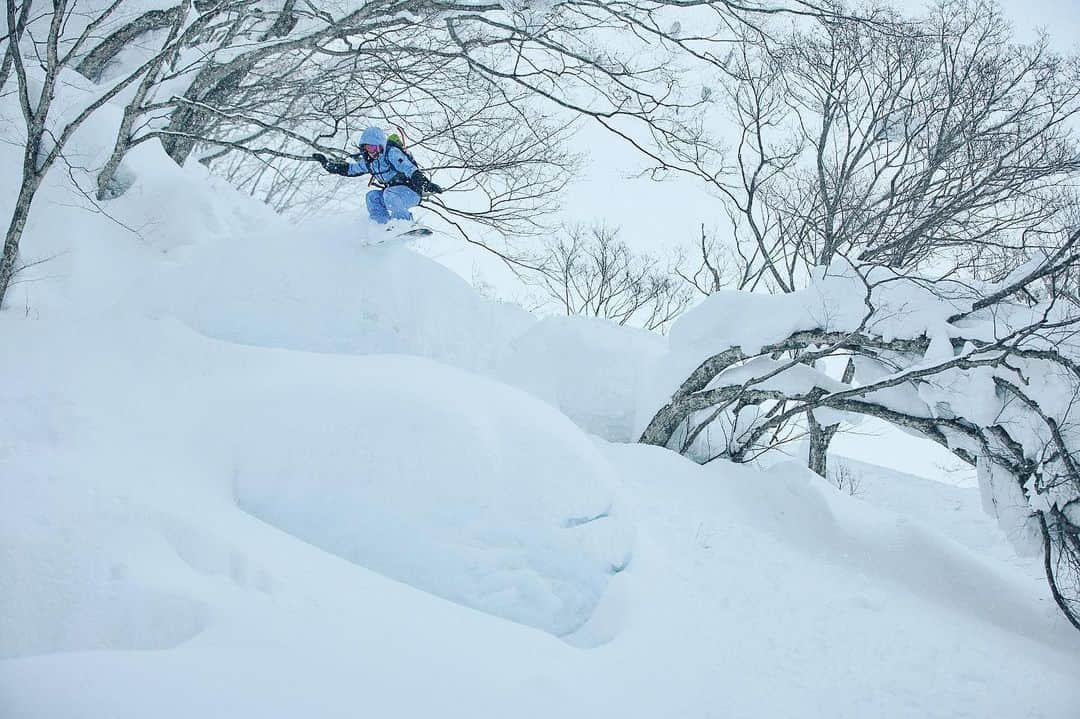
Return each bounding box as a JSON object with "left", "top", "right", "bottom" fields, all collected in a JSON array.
[{"left": 359, "top": 126, "right": 387, "bottom": 149}]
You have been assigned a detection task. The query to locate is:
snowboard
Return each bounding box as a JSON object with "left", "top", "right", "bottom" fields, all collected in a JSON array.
[
  {"left": 365, "top": 225, "right": 434, "bottom": 246},
  {"left": 395, "top": 226, "right": 433, "bottom": 238}
]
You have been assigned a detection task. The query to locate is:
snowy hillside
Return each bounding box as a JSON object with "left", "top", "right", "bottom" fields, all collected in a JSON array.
[{"left": 3, "top": 89, "right": 1080, "bottom": 718}]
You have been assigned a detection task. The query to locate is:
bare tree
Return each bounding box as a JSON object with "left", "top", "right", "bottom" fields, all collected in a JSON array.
[
  {"left": 525, "top": 224, "right": 693, "bottom": 331},
  {"left": 700, "top": 0, "right": 1080, "bottom": 293}
]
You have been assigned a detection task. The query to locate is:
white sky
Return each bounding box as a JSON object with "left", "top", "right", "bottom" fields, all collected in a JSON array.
[{"left": 952, "top": 0, "right": 1079, "bottom": 47}]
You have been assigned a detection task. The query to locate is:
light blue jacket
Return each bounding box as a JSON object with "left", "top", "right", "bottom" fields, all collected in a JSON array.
[{"left": 345, "top": 146, "right": 418, "bottom": 187}]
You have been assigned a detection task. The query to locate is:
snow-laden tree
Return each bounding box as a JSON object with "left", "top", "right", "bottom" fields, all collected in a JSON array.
[
  {"left": 0, "top": 0, "right": 196, "bottom": 305},
  {"left": 656, "top": 5, "right": 1080, "bottom": 605},
  {"left": 640, "top": 230, "right": 1080, "bottom": 629}
]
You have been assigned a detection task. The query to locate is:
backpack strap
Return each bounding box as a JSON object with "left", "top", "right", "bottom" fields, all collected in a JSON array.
[
  {"left": 353, "top": 144, "right": 420, "bottom": 188},
  {"left": 385, "top": 138, "right": 418, "bottom": 167},
  {"left": 349, "top": 152, "right": 379, "bottom": 187}
]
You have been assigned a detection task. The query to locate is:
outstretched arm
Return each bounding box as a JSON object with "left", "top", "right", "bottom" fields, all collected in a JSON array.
[
  {"left": 311, "top": 153, "right": 366, "bottom": 178},
  {"left": 344, "top": 154, "right": 369, "bottom": 177}
]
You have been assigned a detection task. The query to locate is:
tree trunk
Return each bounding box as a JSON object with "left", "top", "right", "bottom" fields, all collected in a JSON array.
[
  {"left": 0, "top": 0, "right": 34, "bottom": 93},
  {"left": 95, "top": 3, "right": 190, "bottom": 200},
  {"left": 807, "top": 409, "right": 834, "bottom": 478},
  {"left": 0, "top": 177, "right": 41, "bottom": 308},
  {"left": 1038, "top": 510, "right": 1080, "bottom": 632},
  {"left": 806, "top": 358, "right": 853, "bottom": 478},
  {"left": 161, "top": 64, "right": 250, "bottom": 166},
  {"left": 260, "top": 0, "right": 297, "bottom": 41},
  {"left": 97, "top": 71, "right": 160, "bottom": 199},
  {"left": 75, "top": 7, "right": 182, "bottom": 82}
]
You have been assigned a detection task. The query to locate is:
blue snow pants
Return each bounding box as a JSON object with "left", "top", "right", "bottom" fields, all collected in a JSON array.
[{"left": 366, "top": 185, "right": 420, "bottom": 223}]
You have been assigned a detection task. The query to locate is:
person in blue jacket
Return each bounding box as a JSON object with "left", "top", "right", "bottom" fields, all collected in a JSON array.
[{"left": 312, "top": 127, "right": 443, "bottom": 224}]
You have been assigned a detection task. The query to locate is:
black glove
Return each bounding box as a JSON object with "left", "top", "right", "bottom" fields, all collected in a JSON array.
[
  {"left": 312, "top": 152, "right": 349, "bottom": 176},
  {"left": 408, "top": 170, "right": 442, "bottom": 195}
]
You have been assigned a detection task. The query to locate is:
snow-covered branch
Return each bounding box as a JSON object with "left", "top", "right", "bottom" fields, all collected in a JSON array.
[{"left": 641, "top": 256, "right": 1080, "bottom": 628}]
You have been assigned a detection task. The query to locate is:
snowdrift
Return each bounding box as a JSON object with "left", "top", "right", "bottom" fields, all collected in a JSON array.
[
  {"left": 0, "top": 319, "right": 632, "bottom": 650},
  {"left": 128, "top": 212, "right": 534, "bottom": 372},
  {"left": 224, "top": 353, "right": 632, "bottom": 636},
  {"left": 496, "top": 315, "right": 665, "bottom": 441}
]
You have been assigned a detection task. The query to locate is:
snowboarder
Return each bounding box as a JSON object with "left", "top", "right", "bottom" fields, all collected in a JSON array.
[{"left": 311, "top": 126, "right": 443, "bottom": 226}]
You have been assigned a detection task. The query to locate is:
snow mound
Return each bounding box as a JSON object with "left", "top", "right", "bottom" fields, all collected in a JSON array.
[
  {"left": 497, "top": 315, "right": 665, "bottom": 441},
  {"left": 0, "top": 445, "right": 209, "bottom": 659},
  {"left": 222, "top": 353, "right": 633, "bottom": 637},
  {"left": 0, "top": 318, "right": 631, "bottom": 649},
  {"left": 127, "top": 213, "right": 534, "bottom": 372},
  {"left": 5, "top": 141, "right": 280, "bottom": 317}
]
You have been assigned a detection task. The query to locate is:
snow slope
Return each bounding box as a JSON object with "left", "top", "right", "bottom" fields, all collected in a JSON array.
[
  {"left": 836, "top": 457, "right": 1037, "bottom": 573},
  {"left": 0, "top": 318, "right": 631, "bottom": 650},
  {"left": 3, "top": 89, "right": 1080, "bottom": 718},
  {"left": 5, "top": 419, "right": 1079, "bottom": 717},
  {"left": 496, "top": 315, "right": 666, "bottom": 441},
  {"left": 127, "top": 212, "right": 534, "bottom": 371}
]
